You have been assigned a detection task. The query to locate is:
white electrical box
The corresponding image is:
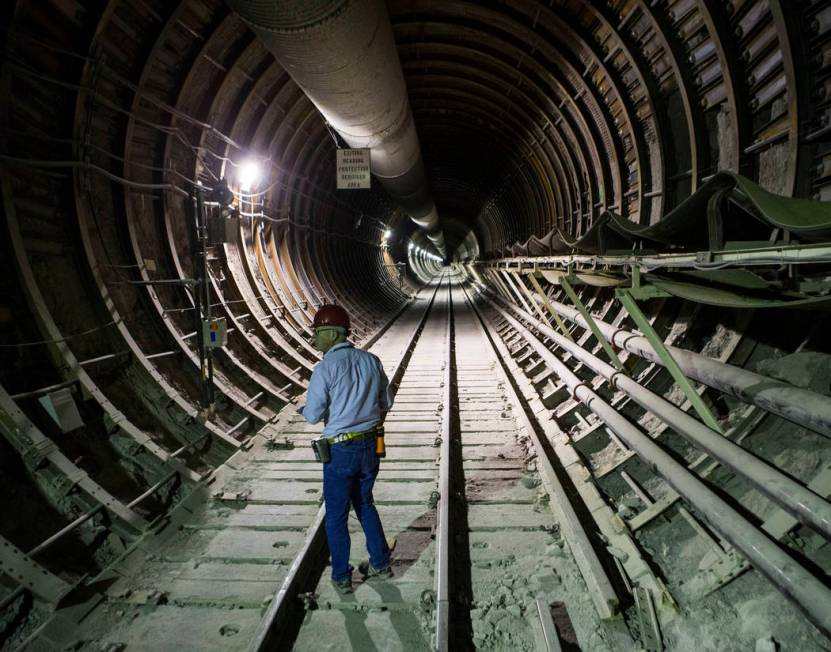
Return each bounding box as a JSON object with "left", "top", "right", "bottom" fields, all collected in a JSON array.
[{"left": 203, "top": 317, "right": 227, "bottom": 349}]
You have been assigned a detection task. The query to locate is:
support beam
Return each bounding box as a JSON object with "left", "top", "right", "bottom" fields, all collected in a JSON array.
[
  {"left": 616, "top": 289, "right": 723, "bottom": 433},
  {"left": 560, "top": 277, "right": 625, "bottom": 371},
  {"left": 486, "top": 287, "right": 831, "bottom": 440},
  {"left": 510, "top": 271, "right": 552, "bottom": 326},
  {"left": 527, "top": 273, "right": 575, "bottom": 343},
  {"left": 0, "top": 535, "right": 70, "bottom": 603},
  {"left": 489, "top": 298, "right": 831, "bottom": 541}
]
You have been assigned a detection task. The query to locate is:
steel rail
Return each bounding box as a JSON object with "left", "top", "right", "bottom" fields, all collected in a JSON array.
[
  {"left": 493, "top": 307, "right": 831, "bottom": 638},
  {"left": 491, "top": 290, "right": 831, "bottom": 439},
  {"left": 249, "top": 278, "right": 444, "bottom": 652},
  {"left": 461, "top": 286, "right": 621, "bottom": 622},
  {"left": 434, "top": 279, "right": 454, "bottom": 651},
  {"left": 488, "top": 300, "right": 831, "bottom": 540}
]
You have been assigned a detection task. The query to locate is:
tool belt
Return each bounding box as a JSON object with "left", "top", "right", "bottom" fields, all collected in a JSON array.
[
  {"left": 312, "top": 425, "right": 385, "bottom": 463},
  {"left": 330, "top": 425, "right": 381, "bottom": 445}
]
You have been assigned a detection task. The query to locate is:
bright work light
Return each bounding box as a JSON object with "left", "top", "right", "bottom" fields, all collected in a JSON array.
[{"left": 238, "top": 160, "right": 262, "bottom": 191}]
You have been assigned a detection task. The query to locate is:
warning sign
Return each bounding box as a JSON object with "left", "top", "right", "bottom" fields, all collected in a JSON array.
[{"left": 336, "top": 148, "right": 371, "bottom": 190}]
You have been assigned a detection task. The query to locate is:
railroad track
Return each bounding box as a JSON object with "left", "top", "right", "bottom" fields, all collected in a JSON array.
[
  {"left": 18, "top": 274, "right": 830, "bottom": 652},
  {"left": 287, "top": 280, "right": 452, "bottom": 651},
  {"left": 48, "top": 275, "right": 620, "bottom": 651},
  {"left": 263, "top": 278, "right": 617, "bottom": 651},
  {"left": 36, "top": 280, "right": 438, "bottom": 651}
]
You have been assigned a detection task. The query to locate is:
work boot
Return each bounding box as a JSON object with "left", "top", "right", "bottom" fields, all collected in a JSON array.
[
  {"left": 358, "top": 561, "right": 393, "bottom": 580},
  {"left": 332, "top": 577, "right": 353, "bottom": 595},
  {"left": 331, "top": 564, "right": 354, "bottom": 594}
]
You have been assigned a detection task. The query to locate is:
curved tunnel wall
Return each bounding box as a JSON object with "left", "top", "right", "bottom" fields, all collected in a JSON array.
[{"left": 0, "top": 0, "right": 830, "bottom": 643}]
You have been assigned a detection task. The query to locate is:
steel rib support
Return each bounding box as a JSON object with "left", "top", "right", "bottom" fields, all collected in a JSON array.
[
  {"left": 434, "top": 280, "right": 453, "bottom": 651},
  {"left": 496, "top": 308, "right": 831, "bottom": 637}
]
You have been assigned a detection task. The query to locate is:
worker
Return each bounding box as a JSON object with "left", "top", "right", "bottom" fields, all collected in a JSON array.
[{"left": 297, "top": 304, "right": 393, "bottom": 593}]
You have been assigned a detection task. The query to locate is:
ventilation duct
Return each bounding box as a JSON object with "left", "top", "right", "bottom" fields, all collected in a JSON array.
[{"left": 226, "top": 0, "right": 447, "bottom": 256}]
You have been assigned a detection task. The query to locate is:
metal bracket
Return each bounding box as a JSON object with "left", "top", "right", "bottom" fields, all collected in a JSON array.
[
  {"left": 626, "top": 284, "right": 671, "bottom": 301},
  {"left": 527, "top": 273, "right": 576, "bottom": 343},
  {"left": 559, "top": 277, "right": 626, "bottom": 372},
  {"left": 616, "top": 289, "right": 723, "bottom": 433},
  {"left": 687, "top": 546, "right": 748, "bottom": 598},
  {"left": 626, "top": 265, "right": 670, "bottom": 300}
]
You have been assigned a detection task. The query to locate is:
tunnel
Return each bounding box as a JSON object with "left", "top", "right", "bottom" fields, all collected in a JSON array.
[{"left": 2, "top": 0, "right": 831, "bottom": 650}]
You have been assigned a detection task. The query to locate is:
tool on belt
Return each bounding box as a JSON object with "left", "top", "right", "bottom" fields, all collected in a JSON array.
[{"left": 311, "top": 425, "right": 385, "bottom": 463}]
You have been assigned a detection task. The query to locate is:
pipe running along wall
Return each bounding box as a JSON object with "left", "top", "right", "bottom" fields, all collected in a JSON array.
[
  {"left": 487, "top": 298, "right": 831, "bottom": 540},
  {"left": 226, "top": 0, "right": 448, "bottom": 256},
  {"left": 487, "top": 287, "right": 831, "bottom": 440},
  {"left": 492, "top": 306, "right": 831, "bottom": 639}
]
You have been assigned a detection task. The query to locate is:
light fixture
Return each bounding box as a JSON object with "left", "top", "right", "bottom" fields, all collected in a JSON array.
[
  {"left": 238, "top": 160, "right": 262, "bottom": 191},
  {"left": 383, "top": 229, "right": 392, "bottom": 240},
  {"left": 408, "top": 242, "right": 414, "bottom": 250}
]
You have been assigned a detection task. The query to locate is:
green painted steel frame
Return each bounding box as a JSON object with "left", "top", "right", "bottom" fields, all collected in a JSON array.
[
  {"left": 559, "top": 277, "right": 626, "bottom": 372},
  {"left": 615, "top": 289, "right": 723, "bottom": 434}
]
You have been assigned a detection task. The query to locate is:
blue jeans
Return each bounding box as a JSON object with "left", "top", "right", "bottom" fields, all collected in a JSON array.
[{"left": 323, "top": 436, "right": 390, "bottom": 582}]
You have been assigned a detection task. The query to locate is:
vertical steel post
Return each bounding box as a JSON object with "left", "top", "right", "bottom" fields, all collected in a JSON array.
[{"left": 194, "top": 188, "right": 214, "bottom": 408}]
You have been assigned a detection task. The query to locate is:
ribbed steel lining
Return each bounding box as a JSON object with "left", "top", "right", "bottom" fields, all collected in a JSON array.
[{"left": 225, "top": 0, "right": 351, "bottom": 32}]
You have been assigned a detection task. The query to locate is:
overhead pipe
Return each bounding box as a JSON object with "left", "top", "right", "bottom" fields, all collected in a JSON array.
[
  {"left": 486, "top": 286, "right": 831, "bottom": 439},
  {"left": 489, "top": 300, "right": 831, "bottom": 541},
  {"left": 493, "top": 307, "right": 831, "bottom": 638},
  {"left": 225, "top": 0, "right": 447, "bottom": 256}
]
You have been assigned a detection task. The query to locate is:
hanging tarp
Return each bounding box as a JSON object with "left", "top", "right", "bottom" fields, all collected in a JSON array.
[{"left": 502, "top": 173, "right": 831, "bottom": 257}]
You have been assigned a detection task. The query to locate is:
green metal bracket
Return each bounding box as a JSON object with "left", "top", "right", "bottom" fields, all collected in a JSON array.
[
  {"left": 527, "top": 273, "right": 576, "bottom": 343},
  {"left": 560, "top": 277, "right": 626, "bottom": 372},
  {"left": 616, "top": 289, "right": 724, "bottom": 433},
  {"left": 627, "top": 265, "right": 671, "bottom": 300}
]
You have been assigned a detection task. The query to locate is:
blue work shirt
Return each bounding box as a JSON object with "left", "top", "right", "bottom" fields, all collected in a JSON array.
[{"left": 299, "top": 342, "right": 393, "bottom": 437}]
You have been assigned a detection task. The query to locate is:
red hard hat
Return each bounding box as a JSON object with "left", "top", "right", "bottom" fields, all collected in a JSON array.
[{"left": 313, "top": 304, "right": 350, "bottom": 330}]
